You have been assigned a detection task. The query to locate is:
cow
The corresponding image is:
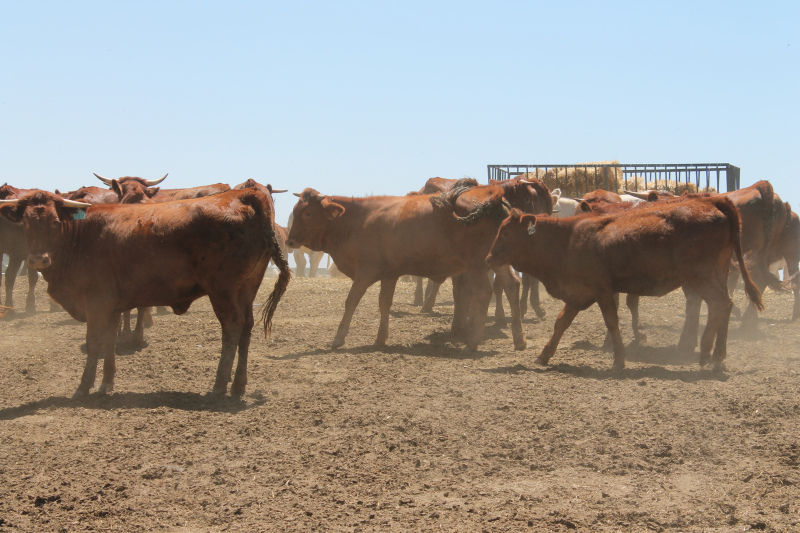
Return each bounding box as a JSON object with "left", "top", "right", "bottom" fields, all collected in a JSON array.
[
  {"left": 0, "top": 184, "right": 39, "bottom": 313},
  {"left": 415, "top": 177, "right": 559, "bottom": 316},
  {"left": 286, "top": 211, "right": 325, "bottom": 278},
  {"left": 0, "top": 189, "right": 291, "bottom": 398},
  {"left": 94, "top": 173, "right": 232, "bottom": 203},
  {"left": 285, "top": 181, "right": 543, "bottom": 352},
  {"left": 486, "top": 194, "right": 764, "bottom": 370}
]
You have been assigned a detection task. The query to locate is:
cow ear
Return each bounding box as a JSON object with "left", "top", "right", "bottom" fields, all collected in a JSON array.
[
  {"left": 0, "top": 202, "right": 25, "bottom": 224},
  {"left": 111, "top": 180, "right": 123, "bottom": 198},
  {"left": 146, "top": 187, "right": 160, "bottom": 198},
  {"left": 510, "top": 208, "right": 522, "bottom": 221},
  {"left": 54, "top": 201, "right": 84, "bottom": 223},
  {"left": 322, "top": 199, "right": 345, "bottom": 219},
  {"left": 578, "top": 200, "right": 592, "bottom": 213}
]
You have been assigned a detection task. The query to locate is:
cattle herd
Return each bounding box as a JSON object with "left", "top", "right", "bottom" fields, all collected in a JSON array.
[{"left": 0, "top": 174, "right": 798, "bottom": 400}]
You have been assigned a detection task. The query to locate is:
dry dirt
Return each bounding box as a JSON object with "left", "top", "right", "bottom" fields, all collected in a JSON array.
[{"left": 1, "top": 272, "right": 799, "bottom": 532}]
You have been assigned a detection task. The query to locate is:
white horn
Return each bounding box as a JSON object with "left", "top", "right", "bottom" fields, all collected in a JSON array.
[
  {"left": 62, "top": 199, "right": 92, "bottom": 208},
  {"left": 270, "top": 189, "right": 288, "bottom": 194},
  {"left": 94, "top": 173, "right": 113, "bottom": 185},
  {"left": 293, "top": 192, "right": 302, "bottom": 197},
  {"left": 144, "top": 173, "right": 168, "bottom": 186},
  {"left": 0, "top": 199, "right": 20, "bottom": 205}
]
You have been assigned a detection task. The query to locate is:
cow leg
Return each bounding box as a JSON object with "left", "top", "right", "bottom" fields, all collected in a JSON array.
[
  {"left": 495, "top": 266, "right": 526, "bottom": 350},
  {"left": 519, "top": 272, "right": 530, "bottom": 318},
  {"left": 677, "top": 287, "right": 702, "bottom": 352},
  {"left": 420, "top": 279, "right": 441, "bottom": 313},
  {"left": 527, "top": 275, "right": 546, "bottom": 319},
  {"left": 464, "top": 268, "right": 493, "bottom": 352},
  {"left": 693, "top": 274, "right": 733, "bottom": 368},
  {"left": 536, "top": 303, "right": 581, "bottom": 365},
  {"left": 209, "top": 296, "right": 246, "bottom": 395},
  {"left": 25, "top": 266, "right": 38, "bottom": 313},
  {"left": 293, "top": 250, "right": 307, "bottom": 278},
  {"left": 77, "top": 310, "right": 120, "bottom": 398},
  {"left": 626, "top": 293, "right": 645, "bottom": 343},
  {"left": 375, "top": 277, "right": 398, "bottom": 346},
  {"left": 492, "top": 274, "right": 507, "bottom": 328},
  {"left": 413, "top": 277, "right": 424, "bottom": 306},
  {"left": 450, "top": 275, "right": 468, "bottom": 338},
  {"left": 332, "top": 276, "right": 374, "bottom": 349},
  {"left": 3, "top": 255, "right": 22, "bottom": 310},
  {"left": 789, "top": 263, "right": 800, "bottom": 321},
  {"left": 131, "top": 307, "right": 150, "bottom": 348},
  {"left": 231, "top": 293, "right": 257, "bottom": 397},
  {"left": 596, "top": 294, "right": 627, "bottom": 369},
  {"left": 601, "top": 293, "right": 620, "bottom": 350},
  {"left": 309, "top": 251, "right": 324, "bottom": 278},
  {"left": 117, "top": 311, "right": 133, "bottom": 347},
  {"left": 726, "top": 266, "right": 741, "bottom": 318}
]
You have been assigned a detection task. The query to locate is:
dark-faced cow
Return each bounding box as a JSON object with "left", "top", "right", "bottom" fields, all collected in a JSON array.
[
  {"left": 0, "top": 189, "right": 290, "bottom": 398},
  {"left": 487, "top": 194, "right": 763, "bottom": 370}
]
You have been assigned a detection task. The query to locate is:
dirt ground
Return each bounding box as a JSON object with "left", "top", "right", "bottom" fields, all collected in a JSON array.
[{"left": 1, "top": 271, "right": 799, "bottom": 532}]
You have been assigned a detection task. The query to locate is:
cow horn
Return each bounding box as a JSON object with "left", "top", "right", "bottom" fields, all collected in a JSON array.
[
  {"left": 94, "top": 173, "right": 113, "bottom": 185},
  {"left": 144, "top": 174, "right": 168, "bottom": 186},
  {"left": 518, "top": 178, "right": 533, "bottom": 184},
  {"left": 293, "top": 192, "right": 302, "bottom": 197},
  {"left": 0, "top": 199, "right": 20, "bottom": 205},
  {"left": 622, "top": 190, "right": 653, "bottom": 200},
  {"left": 62, "top": 199, "right": 92, "bottom": 208},
  {"left": 270, "top": 189, "right": 288, "bottom": 194}
]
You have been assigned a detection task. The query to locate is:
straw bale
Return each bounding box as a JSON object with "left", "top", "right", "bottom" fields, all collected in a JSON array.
[
  {"left": 518, "top": 160, "right": 623, "bottom": 197},
  {"left": 620, "top": 177, "right": 716, "bottom": 194}
]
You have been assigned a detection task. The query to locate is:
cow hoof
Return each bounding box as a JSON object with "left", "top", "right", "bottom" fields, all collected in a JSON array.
[
  {"left": 97, "top": 382, "right": 114, "bottom": 395},
  {"left": 463, "top": 344, "right": 478, "bottom": 353},
  {"left": 534, "top": 356, "right": 548, "bottom": 366},
  {"left": 698, "top": 354, "right": 710, "bottom": 367},
  {"left": 514, "top": 339, "right": 527, "bottom": 351},
  {"left": 26, "top": 306, "right": 36, "bottom": 314},
  {"left": 230, "top": 386, "right": 246, "bottom": 397},
  {"left": 331, "top": 337, "right": 345, "bottom": 349},
  {"left": 612, "top": 361, "right": 625, "bottom": 371},
  {"left": 534, "top": 307, "right": 546, "bottom": 319},
  {"left": 210, "top": 383, "right": 228, "bottom": 396},
  {"left": 420, "top": 305, "right": 434, "bottom": 314},
  {"left": 72, "top": 389, "right": 90, "bottom": 400},
  {"left": 712, "top": 362, "right": 727, "bottom": 373}
]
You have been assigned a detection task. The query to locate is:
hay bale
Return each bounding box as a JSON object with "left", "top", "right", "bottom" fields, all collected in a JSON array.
[
  {"left": 620, "top": 177, "right": 716, "bottom": 194},
  {"left": 518, "top": 160, "right": 623, "bottom": 197}
]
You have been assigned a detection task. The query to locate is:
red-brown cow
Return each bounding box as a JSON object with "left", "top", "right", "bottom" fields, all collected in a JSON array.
[
  {"left": 487, "top": 195, "right": 763, "bottom": 370},
  {"left": 286, "top": 181, "right": 543, "bottom": 352},
  {"left": 0, "top": 184, "right": 40, "bottom": 313},
  {"left": 0, "top": 189, "right": 290, "bottom": 398}
]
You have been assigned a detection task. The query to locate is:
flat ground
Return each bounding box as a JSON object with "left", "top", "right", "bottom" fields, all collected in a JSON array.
[{"left": 0, "top": 272, "right": 799, "bottom": 532}]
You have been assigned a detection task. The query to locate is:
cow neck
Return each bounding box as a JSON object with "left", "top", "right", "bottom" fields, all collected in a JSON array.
[
  {"left": 321, "top": 195, "right": 363, "bottom": 251},
  {"left": 41, "top": 218, "right": 93, "bottom": 285},
  {"left": 519, "top": 216, "right": 571, "bottom": 281}
]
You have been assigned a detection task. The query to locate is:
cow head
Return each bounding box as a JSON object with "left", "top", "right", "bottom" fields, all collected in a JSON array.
[
  {"left": 96, "top": 173, "right": 166, "bottom": 204},
  {"left": 487, "top": 208, "right": 536, "bottom": 269},
  {"left": 0, "top": 191, "right": 91, "bottom": 270},
  {"left": 286, "top": 188, "right": 344, "bottom": 250},
  {"left": 233, "top": 179, "right": 288, "bottom": 196},
  {"left": 515, "top": 178, "right": 554, "bottom": 215}
]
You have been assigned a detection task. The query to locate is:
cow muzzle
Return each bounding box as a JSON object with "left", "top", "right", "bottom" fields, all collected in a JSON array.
[{"left": 27, "top": 254, "right": 52, "bottom": 270}]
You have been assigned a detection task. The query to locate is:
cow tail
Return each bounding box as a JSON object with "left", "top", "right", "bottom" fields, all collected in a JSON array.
[
  {"left": 261, "top": 219, "right": 292, "bottom": 339},
  {"left": 242, "top": 190, "right": 291, "bottom": 339},
  {"left": 719, "top": 196, "right": 764, "bottom": 312}
]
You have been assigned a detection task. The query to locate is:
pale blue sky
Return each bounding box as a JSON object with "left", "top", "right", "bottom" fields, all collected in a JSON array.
[{"left": 2, "top": 1, "right": 798, "bottom": 228}]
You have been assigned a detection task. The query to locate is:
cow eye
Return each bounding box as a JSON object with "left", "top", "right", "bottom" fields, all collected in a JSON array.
[{"left": 304, "top": 211, "right": 311, "bottom": 218}]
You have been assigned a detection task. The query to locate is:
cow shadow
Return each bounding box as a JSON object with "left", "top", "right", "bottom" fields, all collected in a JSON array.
[
  {"left": 481, "top": 361, "right": 728, "bottom": 383},
  {"left": 0, "top": 390, "right": 259, "bottom": 421},
  {"left": 268, "top": 341, "right": 496, "bottom": 361}
]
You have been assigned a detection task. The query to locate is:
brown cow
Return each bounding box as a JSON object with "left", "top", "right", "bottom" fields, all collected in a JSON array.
[
  {"left": 0, "top": 189, "right": 290, "bottom": 398},
  {"left": 286, "top": 182, "right": 539, "bottom": 351},
  {"left": 487, "top": 195, "right": 763, "bottom": 370},
  {"left": 0, "top": 184, "right": 40, "bottom": 313}
]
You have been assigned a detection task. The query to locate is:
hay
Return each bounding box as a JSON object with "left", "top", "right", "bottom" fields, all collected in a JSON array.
[
  {"left": 518, "top": 160, "right": 623, "bottom": 197},
  {"left": 620, "top": 177, "right": 716, "bottom": 194},
  {"left": 0, "top": 305, "right": 13, "bottom": 318}
]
